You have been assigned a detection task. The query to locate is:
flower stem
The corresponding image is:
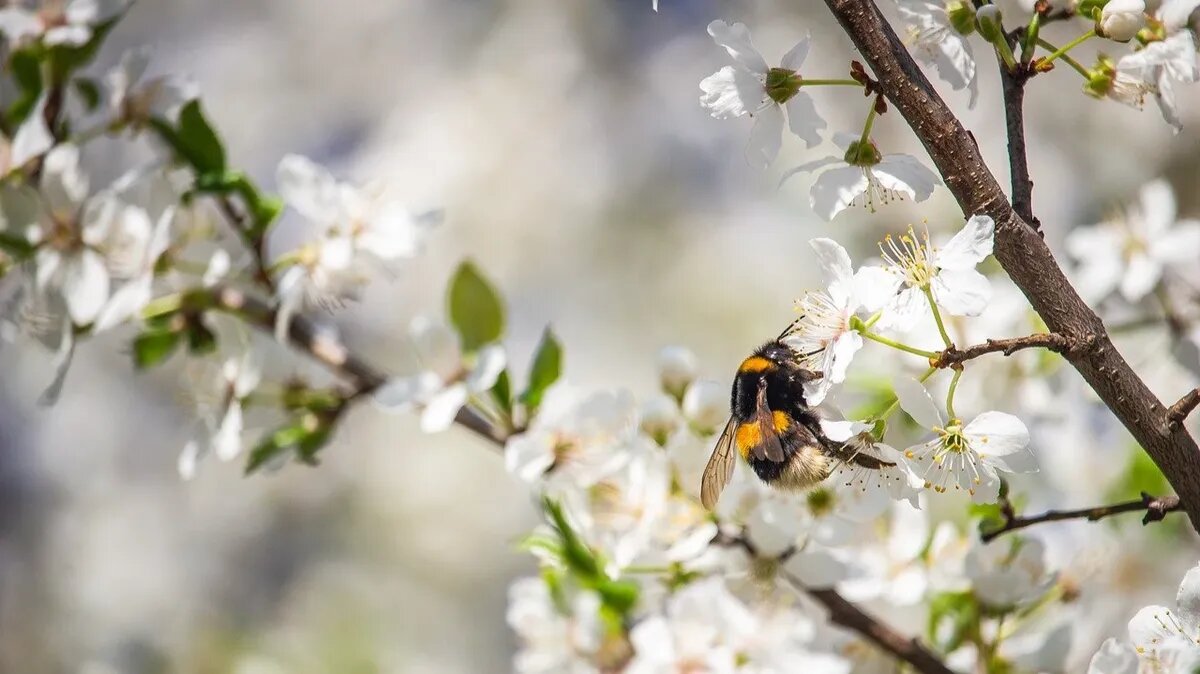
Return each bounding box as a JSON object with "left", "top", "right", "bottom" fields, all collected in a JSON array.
[
  {"left": 993, "top": 34, "right": 1019, "bottom": 71},
  {"left": 945, "top": 368, "right": 962, "bottom": 421},
  {"left": 862, "top": 310, "right": 883, "bottom": 330},
  {"left": 801, "top": 79, "right": 864, "bottom": 87},
  {"left": 873, "top": 366, "right": 937, "bottom": 423},
  {"left": 1042, "top": 30, "right": 1095, "bottom": 66},
  {"left": 858, "top": 100, "right": 879, "bottom": 147},
  {"left": 860, "top": 330, "right": 939, "bottom": 359},
  {"left": 923, "top": 287, "right": 953, "bottom": 348}
]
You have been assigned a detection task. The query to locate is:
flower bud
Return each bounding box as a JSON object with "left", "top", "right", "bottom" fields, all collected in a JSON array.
[
  {"left": 975, "top": 5, "right": 1004, "bottom": 44},
  {"left": 1099, "top": 0, "right": 1145, "bottom": 42},
  {"left": 640, "top": 393, "right": 681, "bottom": 446},
  {"left": 947, "top": 0, "right": 976, "bottom": 36},
  {"left": 657, "top": 345, "right": 697, "bottom": 398},
  {"left": 682, "top": 380, "right": 727, "bottom": 434}
]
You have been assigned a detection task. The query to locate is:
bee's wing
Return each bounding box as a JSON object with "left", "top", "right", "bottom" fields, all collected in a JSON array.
[
  {"left": 753, "top": 381, "right": 787, "bottom": 462},
  {"left": 700, "top": 416, "right": 737, "bottom": 511}
]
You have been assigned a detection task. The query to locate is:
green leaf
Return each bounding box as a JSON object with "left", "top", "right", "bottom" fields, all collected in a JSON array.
[
  {"left": 520, "top": 327, "right": 562, "bottom": 412},
  {"left": 173, "top": 100, "right": 226, "bottom": 174},
  {"left": 594, "top": 578, "right": 639, "bottom": 614},
  {"left": 926, "top": 590, "right": 979, "bottom": 652},
  {"left": 543, "top": 497, "right": 601, "bottom": 579},
  {"left": 970, "top": 502, "right": 1007, "bottom": 538},
  {"left": 6, "top": 48, "right": 43, "bottom": 126},
  {"left": 47, "top": 16, "right": 121, "bottom": 80},
  {"left": 186, "top": 321, "right": 218, "bottom": 356},
  {"left": 72, "top": 78, "right": 101, "bottom": 112},
  {"left": 0, "top": 232, "right": 35, "bottom": 259},
  {"left": 447, "top": 261, "right": 504, "bottom": 353},
  {"left": 132, "top": 330, "right": 181, "bottom": 369},
  {"left": 245, "top": 423, "right": 309, "bottom": 474},
  {"left": 490, "top": 368, "right": 513, "bottom": 417}
]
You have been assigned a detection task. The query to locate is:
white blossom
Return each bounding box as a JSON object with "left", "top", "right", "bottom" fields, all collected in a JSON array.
[
  {"left": 895, "top": 375, "right": 1035, "bottom": 501},
  {"left": 656, "top": 344, "right": 697, "bottom": 397},
  {"left": 507, "top": 577, "right": 602, "bottom": 674},
  {"left": 1066, "top": 179, "right": 1200, "bottom": 303},
  {"left": 876, "top": 215, "right": 995, "bottom": 333},
  {"left": 105, "top": 48, "right": 198, "bottom": 127},
  {"left": 372, "top": 316, "right": 505, "bottom": 432},
  {"left": 1101, "top": 0, "right": 1148, "bottom": 42},
  {"left": 680, "top": 378, "right": 727, "bottom": 434},
  {"left": 896, "top": 0, "right": 979, "bottom": 107},
  {"left": 179, "top": 352, "right": 262, "bottom": 479},
  {"left": 835, "top": 500, "right": 931, "bottom": 606},
  {"left": 965, "top": 537, "right": 1055, "bottom": 609},
  {"left": 821, "top": 419, "right": 922, "bottom": 508},
  {"left": 626, "top": 578, "right": 756, "bottom": 674},
  {"left": 781, "top": 132, "right": 940, "bottom": 221},
  {"left": 0, "top": 0, "right": 127, "bottom": 47},
  {"left": 780, "top": 238, "right": 897, "bottom": 404},
  {"left": 1116, "top": 30, "right": 1199, "bottom": 131},
  {"left": 699, "top": 20, "right": 826, "bottom": 167}
]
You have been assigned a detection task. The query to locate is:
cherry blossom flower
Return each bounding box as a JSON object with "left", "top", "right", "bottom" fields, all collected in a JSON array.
[
  {"left": 781, "top": 132, "right": 940, "bottom": 221},
  {"left": 1090, "top": 32, "right": 1199, "bottom": 130},
  {"left": 1100, "top": 0, "right": 1147, "bottom": 42},
  {"left": 503, "top": 387, "right": 638, "bottom": 490},
  {"left": 372, "top": 316, "right": 506, "bottom": 432},
  {"left": 1066, "top": 180, "right": 1200, "bottom": 303},
  {"left": 178, "top": 352, "right": 262, "bottom": 479},
  {"left": 895, "top": 375, "right": 1035, "bottom": 501},
  {"left": 965, "top": 537, "right": 1055, "bottom": 608},
  {"left": 875, "top": 215, "right": 995, "bottom": 333},
  {"left": 896, "top": 0, "right": 980, "bottom": 107},
  {"left": 656, "top": 345, "right": 697, "bottom": 399},
  {"left": 820, "top": 419, "right": 921, "bottom": 506},
  {"left": 780, "top": 238, "right": 897, "bottom": 404},
  {"left": 0, "top": 0, "right": 127, "bottom": 47},
  {"left": 680, "top": 378, "right": 726, "bottom": 434},
  {"left": 105, "top": 48, "right": 198, "bottom": 128},
  {"left": 836, "top": 501, "right": 931, "bottom": 606},
  {"left": 1089, "top": 564, "right": 1200, "bottom": 673},
  {"left": 699, "top": 20, "right": 826, "bottom": 167},
  {"left": 507, "top": 577, "right": 602, "bottom": 674},
  {"left": 626, "top": 578, "right": 757, "bottom": 674}
]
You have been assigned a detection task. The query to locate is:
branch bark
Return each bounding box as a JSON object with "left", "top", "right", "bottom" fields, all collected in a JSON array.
[
  {"left": 981, "top": 492, "right": 1182, "bottom": 542},
  {"left": 1168, "top": 388, "right": 1200, "bottom": 429},
  {"left": 932, "top": 332, "right": 1073, "bottom": 369},
  {"left": 822, "top": 0, "right": 1200, "bottom": 532},
  {"left": 999, "top": 64, "right": 1038, "bottom": 229}
]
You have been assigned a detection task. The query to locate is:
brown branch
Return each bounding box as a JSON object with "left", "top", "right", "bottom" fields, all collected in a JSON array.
[
  {"left": 206, "top": 285, "right": 506, "bottom": 445},
  {"left": 716, "top": 533, "right": 953, "bottom": 674},
  {"left": 822, "top": 0, "right": 1200, "bottom": 533},
  {"left": 999, "top": 63, "right": 1038, "bottom": 229},
  {"left": 932, "top": 333, "right": 1073, "bottom": 369},
  {"left": 1168, "top": 388, "right": 1200, "bottom": 430},
  {"left": 981, "top": 492, "right": 1182, "bottom": 542}
]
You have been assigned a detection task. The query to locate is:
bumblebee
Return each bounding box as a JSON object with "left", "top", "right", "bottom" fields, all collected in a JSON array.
[{"left": 700, "top": 338, "right": 893, "bottom": 510}]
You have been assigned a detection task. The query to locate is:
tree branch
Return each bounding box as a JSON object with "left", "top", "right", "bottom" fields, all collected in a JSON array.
[
  {"left": 205, "top": 285, "right": 507, "bottom": 445},
  {"left": 999, "top": 63, "right": 1038, "bottom": 229},
  {"left": 981, "top": 492, "right": 1182, "bottom": 542},
  {"left": 717, "top": 533, "right": 953, "bottom": 674},
  {"left": 932, "top": 332, "right": 1074, "bottom": 369},
  {"left": 822, "top": 0, "right": 1200, "bottom": 533},
  {"left": 1168, "top": 388, "right": 1200, "bottom": 430}
]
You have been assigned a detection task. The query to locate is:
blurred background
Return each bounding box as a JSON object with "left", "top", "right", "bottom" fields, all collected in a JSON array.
[{"left": 0, "top": 0, "right": 1198, "bottom": 671}]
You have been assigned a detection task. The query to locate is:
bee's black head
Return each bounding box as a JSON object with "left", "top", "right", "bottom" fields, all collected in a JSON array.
[{"left": 755, "top": 340, "right": 798, "bottom": 366}]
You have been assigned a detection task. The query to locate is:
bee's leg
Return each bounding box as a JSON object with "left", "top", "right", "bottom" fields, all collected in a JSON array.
[
  {"left": 847, "top": 452, "right": 895, "bottom": 470},
  {"left": 822, "top": 439, "right": 896, "bottom": 469}
]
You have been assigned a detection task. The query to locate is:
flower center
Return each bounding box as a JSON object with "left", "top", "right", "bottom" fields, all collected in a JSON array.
[
  {"left": 764, "top": 67, "right": 802, "bottom": 104},
  {"left": 880, "top": 227, "right": 936, "bottom": 288},
  {"left": 843, "top": 139, "right": 882, "bottom": 167}
]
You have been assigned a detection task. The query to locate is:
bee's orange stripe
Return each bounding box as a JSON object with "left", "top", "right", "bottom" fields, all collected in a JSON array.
[
  {"left": 738, "top": 356, "right": 773, "bottom": 373},
  {"left": 772, "top": 411, "right": 790, "bottom": 433},
  {"left": 735, "top": 423, "right": 760, "bottom": 459}
]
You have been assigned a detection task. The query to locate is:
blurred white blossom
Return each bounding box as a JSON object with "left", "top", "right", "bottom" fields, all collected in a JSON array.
[{"left": 896, "top": 0, "right": 979, "bottom": 107}]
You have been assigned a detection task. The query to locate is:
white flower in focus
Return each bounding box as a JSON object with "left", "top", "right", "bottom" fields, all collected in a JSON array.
[
  {"left": 507, "top": 578, "right": 602, "bottom": 674},
  {"left": 781, "top": 132, "right": 940, "bottom": 221},
  {"left": 681, "top": 379, "right": 727, "bottom": 434},
  {"left": 1066, "top": 180, "right": 1200, "bottom": 303},
  {"left": 372, "top": 317, "right": 505, "bottom": 433},
  {"left": 105, "top": 48, "right": 198, "bottom": 127},
  {"left": 699, "top": 20, "right": 826, "bottom": 167},
  {"left": 1116, "top": 564, "right": 1200, "bottom": 672},
  {"left": 0, "top": 0, "right": 127, "bottom": 47},
  {"left": 178, "top": 352, "right": 262, "bottom": 479},
  {"left": 1100, "top": 0, "right": 1147, "bottom": 42},
  {"left": 821, "top": 419, "right": 921, "bottom": 507},
  {"left": 503, "top": 387, "right": 637, "bottom": 489},
  {"left": 780, "top": 238, "right": 898, "bottom": 405},
  {"left": 1117, "top": 30, "right": 1199, "bottom": 131},
  {"left": 876, "top": 215, "right": 995, "bottom": 333},
  {"left": 657, "top": 345, "right": 697, "bottom": 398},
  {"left": 896, "top": 0, "right": 979, "bottom": 107},
  {"left": 626, "top": 578, "right": 757, "bottom": 674},
  {"left": 965, "top": 537, "right": 1054, "bottom": 609},
  {"left": 895, "top": 375, "right": 1035, "bottom": 501}
]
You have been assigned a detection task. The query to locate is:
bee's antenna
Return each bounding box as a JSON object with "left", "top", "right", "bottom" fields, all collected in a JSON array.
[{"left": 776, "top": 318, "right": 801, "bottom": 341}]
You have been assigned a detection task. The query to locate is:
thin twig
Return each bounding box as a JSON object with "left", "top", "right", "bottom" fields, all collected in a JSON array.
[
  {"left": 931, "top": 333, "right": 1074, "bottom": 368},
  {"left": 714, "top": 532, "right": 953, "bottom": 674},
  {"left": 821, "top": 0, "right": 1200, "bottom": 533},
  {"left": 999, "top": 63, "right": 1038, "bottom": 230},
  {"left": 206, "top": 285, "right": 506, "bottom": 445},
  {"left": 981, "top": 492, "right": 1182, "bottom": 542},
  {"left": 1167, "top": 388, "right": 1200, "bottom": 430}
]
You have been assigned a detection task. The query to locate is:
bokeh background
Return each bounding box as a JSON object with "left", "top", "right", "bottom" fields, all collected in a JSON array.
[{"left": 1, "top": 0, "right": 1198, "bottom": 672}]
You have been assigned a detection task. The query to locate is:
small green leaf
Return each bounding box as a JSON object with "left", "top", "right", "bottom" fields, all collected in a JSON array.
[
  {"left": 594, "top": 578, "right": 639, "bottom": 614},
  {"left": 543, "top": 497, "right": 600, "bottom": 579},
  {"left": 521, "top": 327, "right": 562, "bottom": 412},
  {"left": 72, "top": 78, "right": 101, "bottom": 112},
  {"left": 173, "top": 100, "right": 226, "bottom": 174},
  {"left": 0, "top": 232, "right": 35, "bottom": 259},
  {"left": 47, "top": 16, "right": 121, "bottom": 81},
  {"left": 491, "top": 368, "right": 513, "bottom": 417},
  {"left": 447, "top": 261, "right": 504, "bottom": 353},
  {"left": 132, "top": 330, "right": 181, "bottom": 369},
  {"left": 6, "top": 48, "right": 43, "bottom": 126},
  {"left": 926, "top": 590, "right": 979, "bottom": 652},
  {"left": 186, "top": 321, "right": 218, "bottom": 355},
  {"left": 245, "top": 423, "right": 311, "bottom": 474}
]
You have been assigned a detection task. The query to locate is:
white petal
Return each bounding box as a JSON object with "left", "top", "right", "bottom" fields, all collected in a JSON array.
[
  {"left": 1087, "top": 638, "right": 1137, "bottom": 674},
  {"left": 784, "top": 91, "right": 824, "bottom": 148},
  {"left": 873, "top": 154, "right": 941, "bottom": 202},
  {"left": 276, "top": 154, "right": 341, "bottom": 224},
  {"left": 62, "top": 250, "right": 110, "bottom": 325},
  {"left": 213, "top": 404, "right": 244, "bottom": 461},
  {"left": 178, "top": 439, "right": 203, "bottom": 481},
  {"left": 41, "top": 144, "right": 89, "bottom": 221},
  {"left": 92, "top": 275, "right": 151, "bottom": 332},
  {"left": 372, "top": 373, "right": 438, "bottom": 411},
  {"left": 875, "top": 286, "right": 928, "bottom": 333},
  {"left": 1128, "top": 604, "right": 1179, "bottom": 651},
  {"left": 409, "top": 316, "right": 462, "bottom": 379},
  {"left": 0, "top": 8, "right": 42, "bottom": 42},
  {"left": 706, "top": 20, "right": 769, "bottom": 74},
  {"left": 273, "top": 267, "right": 305, "bottom": 343},
  {"left": 784, "top": 548, "right": 847, "bottom": 587},
  {"left": 505, "top": 433, "right": 556, "bottom": 483},
  {"left": 826, "top": 331, "right": 862, "bottom": 384},
  {"left": 894, "top": 376, "right": 942, "bottom": 429},
  {"left": 202, "top": 249, "right": 231, "bottom": 287},
  {"left": 853, "top": 265, "right": 901, "bottom": 313},
  {"left": 937, "top": 215, "right": 995, "bottom": 270},
  {"left": 931, "top": 268, "right": 991, "bottom": 317},
  {"left": 745, "top": 103, "right": 784, "bottom": 167},
  {"left": 781, "top": 35, "right": 811, "bottom": 70},
  {"left": 1118, "top": 252, "right": 1162, "bottom": 301},
  {"left": 809, "top": 238, "right": 854, "bottom": 292},
  {"left": 808, "top": 165, "right": 869, "bottom": 221},
  {"left": 1152, "top": 221, "right": 1200, "bottom": 266},
  {"left": 699, "top": 66, "right": 761, "bottom": 119},
  {"left": 964, "top": 411, "right": 1030, "bottom": 458},
  {"left": 66, "top": 0, "right": 128, "bottom": 24},
  {"left": 778, "top": 155, "right": 842, "bottom": 185},
  {"left": 1139, "top": 179, "right": 1177, "bottom": 234},
  {"left": 38, "top": 320, "right": 75, "bottom": 407},
  {"left": 466, "top": 345, "right": 506, "bottom": 392},
  {"left": 9, "top": 96, "right": 53, "bottom": 169},
  {"left": 44, "top": 25, "right": 91, "bottom": 46},
  {"left": 1175, "top": 565, "right": 1200, "bottom": 631},
  {"left": 420, "top": 384, "right": 468, "bottom": 433},
  {"left": 1160, "top": 0, "right": 1200, "bottom": 30}
]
